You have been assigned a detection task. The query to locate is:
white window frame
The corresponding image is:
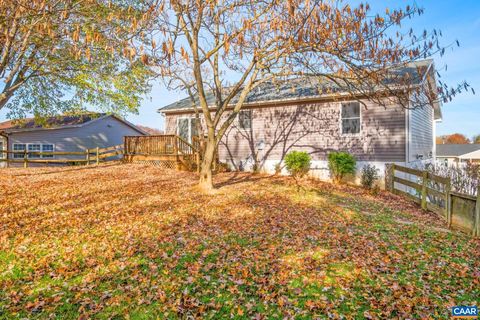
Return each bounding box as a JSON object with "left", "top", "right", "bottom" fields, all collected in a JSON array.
[
  {"left": 27, "top": 143, "right": 41, "bottom": 159},
  {"left": 340, "top": 102, "right": 362, "bottom": 136},
  {"left": 0, "top": 140, "right": 4, "bottom": 159},
  {"left": 176, "top": 117, "right": 200, "bottom": 143},
  {"left": 13, "top": 143, "right": 27, "bottom": 159},
  {"left": 41, "top": 144, "right": 55, "bottom": 159}
]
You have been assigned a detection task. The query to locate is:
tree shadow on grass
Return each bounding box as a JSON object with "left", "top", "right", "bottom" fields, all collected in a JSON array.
[
  {"left": 2, "top": 169, "right": 478, "bottom": 319},
  {"left": 213, "top": 171, "right": 275, "bottom": 188}
]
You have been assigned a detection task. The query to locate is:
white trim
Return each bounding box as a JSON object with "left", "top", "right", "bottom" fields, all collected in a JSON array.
[
  {"left": 27, "top": 143, "right": 42, "bottom": 159},
  {"left": 339, "top": 101, "right": 361, "bottom": 136},
  {"left": 458, "top": 149, "right": 480, "bottom": 160},
  {"left": 41, "top": 143, "right": 55, "bottom": 159},
  {"left": 176, "top": 116, "right": 193, "bottom": 142},
  {"left": 159, "top": 83, "right": 427, "bottom": 114},
  {"left": 12, "top": 143, "right": 26, "bottom": 159},
  {"left": 405, "top": 97, "right": 410, "bottom": 163}
]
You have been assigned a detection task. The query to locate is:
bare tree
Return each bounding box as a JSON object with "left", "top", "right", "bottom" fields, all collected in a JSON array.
[{"left": 149, "top": 0, "right": 470, "bottom": 192}]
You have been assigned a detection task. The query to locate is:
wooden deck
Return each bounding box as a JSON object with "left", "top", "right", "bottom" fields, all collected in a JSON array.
[{"left": 123, "top": 135, "right": 201, "bottom": 171}]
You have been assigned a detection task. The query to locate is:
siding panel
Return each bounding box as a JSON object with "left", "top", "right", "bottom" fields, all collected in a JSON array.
[
  {"left": 7, "top": 116, "right": 144, "bottom": 159},
  {"left": 165, "top": 99, "right": 406, "bottom": 165}
]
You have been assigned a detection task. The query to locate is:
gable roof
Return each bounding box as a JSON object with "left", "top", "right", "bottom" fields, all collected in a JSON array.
[
  {"left": 159, "top": 59, "right": 437, "bottom": 114},
  {"left": 436, "top": 144, "right": 480, "bottom": 157},
  {"left": 0, "top": 113, "right": 147, "bottom": 135}
]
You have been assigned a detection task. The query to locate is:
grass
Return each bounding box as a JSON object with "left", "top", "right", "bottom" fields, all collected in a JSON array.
[{"left": 0, "top": 163, "right": 478, "bottom": 319}]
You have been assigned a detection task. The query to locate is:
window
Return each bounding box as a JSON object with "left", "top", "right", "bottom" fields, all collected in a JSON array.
[
  {"left": 13, "top": 144, "right": 26, "bottom": 158},
  {"left": 177, "top": 118, "right": 201, "bottom": 143},
  {"left": 341, "top": 102, "right": 361, "bottom": 134},
  {"left": 28, "top": 144, "right": 41, "bottom": 158},
  {"left": 239, "top": 110, "right": 252, "bottom": 129},
  {"left": 0, "top": 141, "right": 3, "bottom": 159},
  {"left": 42, "top": 144, "right": 54, "bottom": 158}
]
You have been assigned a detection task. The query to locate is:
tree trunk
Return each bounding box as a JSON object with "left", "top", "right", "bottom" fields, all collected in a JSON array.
[{"left": 199, "top": 132, "right": 216, "bottom": 192}]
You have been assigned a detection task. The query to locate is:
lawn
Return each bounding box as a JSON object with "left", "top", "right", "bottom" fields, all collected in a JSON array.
[{"left": 0, "top": 163, "right": 478, "bottom": 319}]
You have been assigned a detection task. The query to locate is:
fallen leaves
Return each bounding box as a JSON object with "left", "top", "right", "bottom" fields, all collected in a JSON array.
[{"left": 0, "top": 163, "right": 478, "bottom": 319}]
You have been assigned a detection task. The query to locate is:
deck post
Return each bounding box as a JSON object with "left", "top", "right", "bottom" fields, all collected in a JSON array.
[
  {"left": 86, "top": 149, "right": 90, "bottom": 165},
  {"left": 421, "top": 170, "right": 428, "bottom": 210},
  {"left": 23, "top": 149, "right": 28, "bottom": 168},
  {"left": 475, "top": 186, "right": 480, "bottom": 237},
  {"left": 96, "top": 147, "right": 100, "bottom": 165}
]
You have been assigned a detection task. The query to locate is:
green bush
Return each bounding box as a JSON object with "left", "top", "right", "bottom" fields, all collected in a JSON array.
[
  {"left": 284, "top": 151, "right": 311, "bottom": 178},
  {"left": 361, "top": 164, "right": 379, "bottom": 189},
  {"left": 328, "top": 152, "right": 356, "bottom": 183}
]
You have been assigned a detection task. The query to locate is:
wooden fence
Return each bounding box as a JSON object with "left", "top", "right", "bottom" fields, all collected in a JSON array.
[
  {"left": 0, "top": 144, "right": 123, "bottom": 167},
  {"left": 386, "top": 164, "right": 480, "bottom": 237}
]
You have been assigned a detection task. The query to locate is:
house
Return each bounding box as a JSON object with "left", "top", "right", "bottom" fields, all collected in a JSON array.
[
  {"left": 436, "top": 144, "right": 480, "bottom": 166},
  {"left": 0, "top": 113, "right": 146, "bottom": 165},
  {"left": 158, "top": 60, "right": 440, "bottom": 182}
]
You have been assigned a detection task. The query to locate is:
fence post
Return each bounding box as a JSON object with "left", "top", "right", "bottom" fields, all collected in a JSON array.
[
  {"left": 96, "top": 147, "right": 99, "bottom": 165},
  {"left": 385, "top": 163, "right": 395, "bottom": 192},
  {"left": 475, "top": 186, "right": 480, "bottom": 237},
  {"left": 445, "top": 179, "right": 452, "bottom": 228},
  {"left": 196, "top": 151, "right": 200, "bottom": 173},
  {"left": 421, "top": 170, "right": 428, "bottom": 210},
  {"left": 23, "top": 149, "right": 28, "bottom": 168},
  {"left": 86, "top": 149, "right": 90, "bottom": 165}
]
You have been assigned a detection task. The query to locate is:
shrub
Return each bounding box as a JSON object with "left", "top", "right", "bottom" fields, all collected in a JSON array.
[
  {"left": 328, "top": 152, "right": 356, "bottom": 183},
  {"left": 284, "top": 151, "right": 311, "bottom": 178},
  {"left": 361, "top": 164, "right": 379, "bottom": 189}
]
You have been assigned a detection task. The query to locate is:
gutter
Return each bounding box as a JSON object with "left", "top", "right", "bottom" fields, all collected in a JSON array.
[{"left": 158, "top": 85, "right": 421, "bottom": 115}]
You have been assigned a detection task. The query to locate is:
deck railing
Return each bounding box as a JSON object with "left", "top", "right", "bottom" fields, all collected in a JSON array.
[{"left": 123, "top": 135, "right": 201, "bottom": 170}]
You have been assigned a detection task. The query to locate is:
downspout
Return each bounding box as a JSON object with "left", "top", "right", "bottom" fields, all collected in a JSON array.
[{"left": 405, "top": 101, "right": 410, "bottom": 165}]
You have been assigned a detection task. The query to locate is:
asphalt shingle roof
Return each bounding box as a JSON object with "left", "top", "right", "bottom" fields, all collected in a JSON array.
[
  {"left": 159, "top": 59, "right": 433, "bottom": 113},
  {"left": 436, "top": 144, "right": 480, "bottom": 157},
  {"left": 0, "top": 113, "right": 106, "bottom": 132}
]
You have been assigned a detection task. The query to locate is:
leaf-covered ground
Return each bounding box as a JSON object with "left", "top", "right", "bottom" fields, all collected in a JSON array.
[{"left": 0, "top": 163, "right": 478, "bottom": 319}]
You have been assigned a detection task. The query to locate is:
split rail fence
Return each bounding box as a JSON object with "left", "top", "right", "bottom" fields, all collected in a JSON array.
[
  {"left": 386, "top": 164, "right": 480, "bottom": 237},
  {"left": 0, "top": 144, "right": 123, "bottom": 167}
]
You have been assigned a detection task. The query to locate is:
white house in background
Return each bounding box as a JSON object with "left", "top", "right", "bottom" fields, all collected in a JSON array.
[
  {"left": 436, "top": 144, "right": 480, "bottom": 166},
  {"left": 0, "top": 113, "right": 146, "bottom": 165}
]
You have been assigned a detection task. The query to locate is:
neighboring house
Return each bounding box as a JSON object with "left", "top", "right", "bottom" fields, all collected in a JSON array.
[
  {"left": 436, "top": 144, "right": 480, "bottom": 166},
  {"left": 159, "top": 60, "right": 440, "bottom": 182},
  {"left": 0, "top": 113, "right": 146, "bottom": 165}
]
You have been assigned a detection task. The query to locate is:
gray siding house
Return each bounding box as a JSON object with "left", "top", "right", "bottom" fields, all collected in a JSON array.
[
  {"left": 436, "top": 144, "right": 480, "bottom": 166},
  {"left": 159, "top": 60, "right": 440, "bottom": 182},
  {"left": 0, "top": 113, "right": 146, "bottom": 164}
]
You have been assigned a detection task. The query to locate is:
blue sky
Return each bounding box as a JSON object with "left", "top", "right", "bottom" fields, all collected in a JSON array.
[{"left": 1, "top": 1, "right": 479, "bottom": 138}]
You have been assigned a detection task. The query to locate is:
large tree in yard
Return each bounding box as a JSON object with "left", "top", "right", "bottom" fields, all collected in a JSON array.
[
  {"left": 149, "top": 0, "right": 470, "bottom": 191},
  {"left": 0, "top": 0, "right": 156, "bottom": 118}
]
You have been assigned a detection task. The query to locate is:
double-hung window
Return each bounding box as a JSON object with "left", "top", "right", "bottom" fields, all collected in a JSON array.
[
  {"left": 28, "top": 144, "right": 41, "bottom": 159},
  {"left": 341, "top": 102, "right": 361, "bottom": 134},
  {"left": 0, "top": 141, "right": 4, "bottom": 159},
  {"left": 238, "top": 110, "right": 252, "bottom": 130},
  {"left": 13, "top": 144, "right": 26, "bottom": 159},
  {"left": 42, "top": 144, "right": 54, "bottom": 158}
]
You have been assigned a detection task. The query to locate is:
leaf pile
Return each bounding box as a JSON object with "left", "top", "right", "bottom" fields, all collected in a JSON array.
[{"left": 0, "top": 163, "right": 478, "bottom": 319}]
